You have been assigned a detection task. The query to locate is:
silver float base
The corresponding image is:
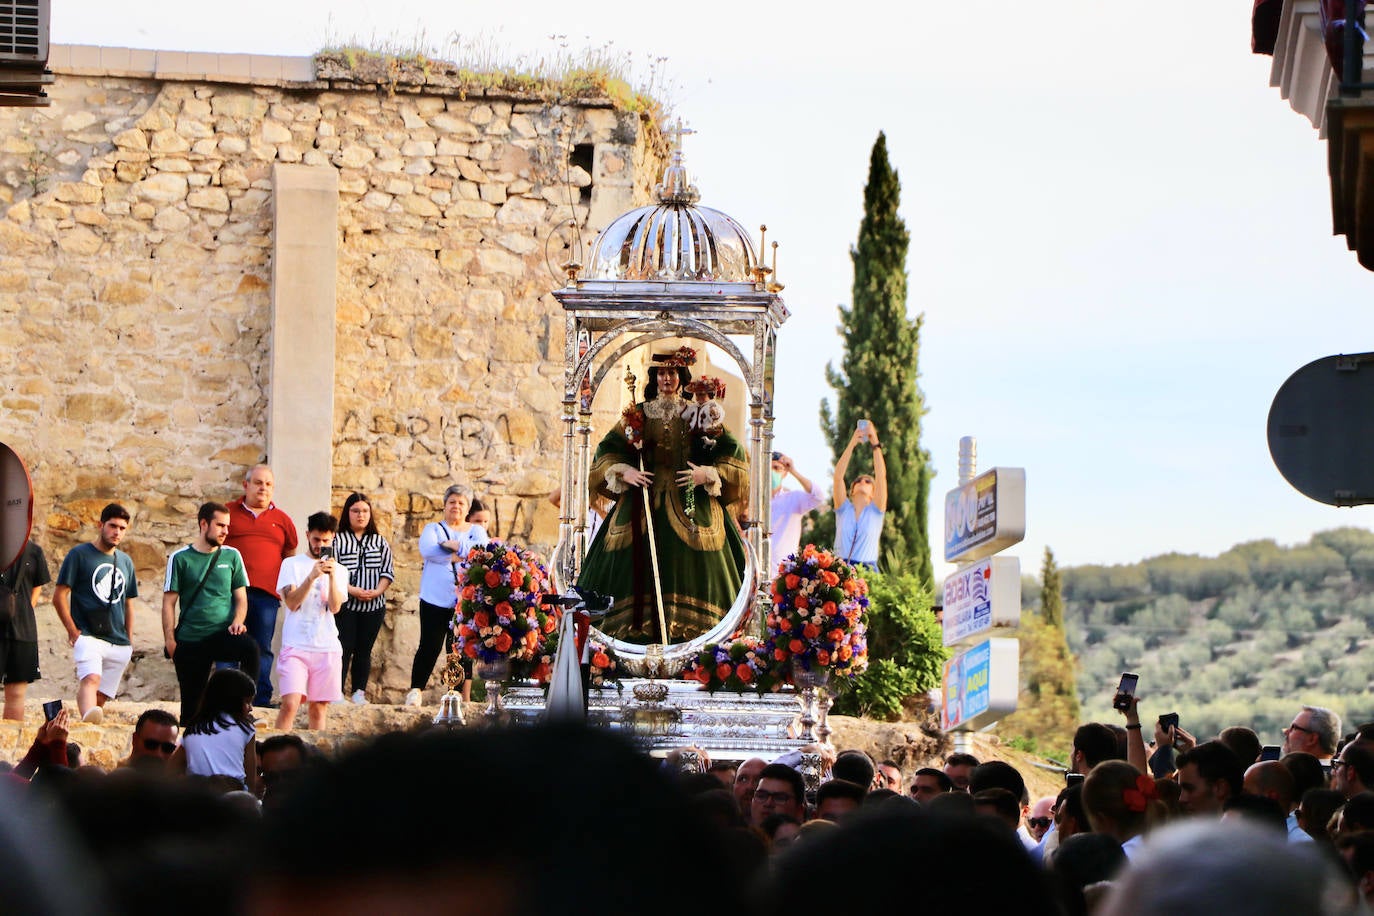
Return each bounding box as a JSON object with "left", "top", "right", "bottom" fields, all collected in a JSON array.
[{"left": 502, "top": 678, "right": 809, "bottom": 761}]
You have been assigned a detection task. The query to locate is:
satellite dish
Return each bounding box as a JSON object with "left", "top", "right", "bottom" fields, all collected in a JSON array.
[
  {"left": 0, "top": 442, "right": 34, "bottom": 571},
  {"left": 1267, "top": 353, "right": 1374, "bottom": 506}
]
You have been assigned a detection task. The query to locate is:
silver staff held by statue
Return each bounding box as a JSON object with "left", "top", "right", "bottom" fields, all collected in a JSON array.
[{"left": 624, "top": 364, "right": 670, "bottom": 647}]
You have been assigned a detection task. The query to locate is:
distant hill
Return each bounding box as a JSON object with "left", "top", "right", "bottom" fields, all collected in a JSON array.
[{"left": 1055, "top": 528, "right": 1374, "bottom": 745}]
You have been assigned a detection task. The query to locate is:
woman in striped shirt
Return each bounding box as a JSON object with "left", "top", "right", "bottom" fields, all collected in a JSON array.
[{"left": 334, "top": 492, "right": 394, "bottom": 705}]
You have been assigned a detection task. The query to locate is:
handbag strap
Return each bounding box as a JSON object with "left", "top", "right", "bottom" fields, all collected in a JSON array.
[
  {"left": 438, "top": 523, "right": 460, "bottom": 585},
  {"left": 847, "top": 503, "right": 861, "bottom": 561},
  {"left": 176, "top": 546, "right": 221, "bottom": 631}
]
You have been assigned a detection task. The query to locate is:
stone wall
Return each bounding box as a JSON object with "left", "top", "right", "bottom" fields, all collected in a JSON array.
[{"left": 0, "top": 47, "right": 665, "bottom": 703}]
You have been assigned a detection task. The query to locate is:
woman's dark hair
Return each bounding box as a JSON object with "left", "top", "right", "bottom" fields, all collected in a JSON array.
[
  {"left": 643, "top": 365, "right": 691, "bottom": 401},
  {"left": 1050, "top": 833, "right": 1126, "bottom": 916},
  {"left": 339, "top": 492, "right": 378, "bottom": 539},
  {"left": 1283, "top": 752, "right": 1328, "bottom": 801},
  {"left": 185, "top": 668, "right": 256, "bottom": 737},
  {"left": 1082, "top": 761, "right": 1161, "bottom": 836},
  {"left": 1299, "top": 787, "right": 1344, "bottom": 843},
  {"left": 465, "top": 498, "right": 486, "bottom": 522},
  {"left": 1342, "top": 791, "right": 1374, "bottom": 832},
  {"left": 751, "top": 806, "right": 1060, "bottom": 915}
]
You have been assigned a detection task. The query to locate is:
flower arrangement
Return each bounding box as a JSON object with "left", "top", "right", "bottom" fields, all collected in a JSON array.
[
  {"left": 588, "top": 639, "right": 623, "bottom": 690},
  {"left": 621, "top": 404, "right": 646, "bottom": 449},
  {"left": 682, "top": 636, "right": 784, "bottom": 693},
  {"left": 451, "top": 542, "right": 559, "bottom": 682},
  {"left": 656, "top": 345, "right": 697, "bottom": 367},
  {"left": 534, "top": 631, "right": 623, "bottom": 691},
  {"left": 766, "top": 545, "right": 870, "bottom": 681},
  {"left": 684, "top": 376, "right": 726, "bottom": 399}
]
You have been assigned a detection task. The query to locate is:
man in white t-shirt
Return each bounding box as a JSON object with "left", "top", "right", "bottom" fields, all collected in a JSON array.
[
  {"left": 274, "top": 512, "right": 348, "bottom": 731},
  {"left": 768, "top": 451, "right": 824, "bottom": 576}
]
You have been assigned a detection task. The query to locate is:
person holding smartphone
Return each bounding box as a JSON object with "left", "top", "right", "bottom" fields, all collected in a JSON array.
[
  {"left": 274, "top": 512, "right": 348, "bottom": 731},
  {"left": 334, "top": 492, "right": 394, "bottom": 706},
  {"left": 831, "top": 419, "right": 887, "bottom": 569},
  {"left": 407, "top": 484, "right": 487, "bottom": 706},
  {"left": 768, "top": 451, "right": 824, "bottom": 575}
]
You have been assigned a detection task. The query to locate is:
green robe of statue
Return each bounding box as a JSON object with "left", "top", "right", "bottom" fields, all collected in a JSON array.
[{"left": 577, "top": 394, "right": 749, "bottom": 643}]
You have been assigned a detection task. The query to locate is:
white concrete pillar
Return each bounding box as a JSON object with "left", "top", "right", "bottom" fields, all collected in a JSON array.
[{"left": 268, "top": 163, "right": 338, "bottom": 529}]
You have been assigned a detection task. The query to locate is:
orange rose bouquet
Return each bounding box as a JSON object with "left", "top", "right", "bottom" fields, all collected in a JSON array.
[
  {"left": 531, "top": 632, "right": 622, "bottom": 690},
  {"left": 587, "top": 639, "right": 622, "bottom": 690},
  {"left": 451, "top": 542, "right": 559, "bottom": 682},
  {"left": 682, "top": 637, "right": 782, "bottom": 693},
  {"left": 766, "top": 545, "right": 870, "bottom": 681}
]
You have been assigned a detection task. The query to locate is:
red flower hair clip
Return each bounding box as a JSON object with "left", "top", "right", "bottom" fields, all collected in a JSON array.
[{"left": 1122, "top": 774, "right": 1158, "bottom": 813}]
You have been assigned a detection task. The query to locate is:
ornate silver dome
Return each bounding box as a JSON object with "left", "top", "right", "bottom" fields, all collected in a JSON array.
[{"left": 585, "top": 145, "right": 759, "bottom": 283}]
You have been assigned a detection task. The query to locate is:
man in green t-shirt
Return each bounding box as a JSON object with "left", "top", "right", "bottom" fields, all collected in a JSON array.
[{"left": 161, "top": 502, "right": 259, "bottom": 724}]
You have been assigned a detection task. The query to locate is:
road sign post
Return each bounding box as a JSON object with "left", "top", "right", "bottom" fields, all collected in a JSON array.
[{"left": 940, "top": 438, "right": 1024, "bottom": 734}]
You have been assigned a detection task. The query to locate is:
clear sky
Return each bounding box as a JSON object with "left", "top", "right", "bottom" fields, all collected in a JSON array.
[{"left": 52, "top": 2, "right": 1374, "bottom": 579}]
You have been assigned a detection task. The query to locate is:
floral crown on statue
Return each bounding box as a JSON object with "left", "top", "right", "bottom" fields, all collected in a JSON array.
[
  {"left": 685, "top": 376, "right": 725, "bottom": 398},
  {"left": 652, "top": 345, "right": 697, "bottom": 368}
]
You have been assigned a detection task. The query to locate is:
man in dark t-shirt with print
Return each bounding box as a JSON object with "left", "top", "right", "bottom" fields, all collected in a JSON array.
[
  {"left": 162, "top": 501, "right": 258, "bottom": 725},
  {"left": 54, "top": 503, "right": 139, "bottom": 725},
  {"left": 1, "top": 539, "right": 52, "bottom": 720}
]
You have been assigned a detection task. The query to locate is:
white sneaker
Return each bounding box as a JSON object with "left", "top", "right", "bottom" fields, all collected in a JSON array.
[
  {"left": 351, "top": 689, "right": 367, "bottom": 705},
  {"left": 81, "top": 707, "right": 103, "bottom": 725},
  {"left": 404, "top": 688, "right": 422, "bottom": 707}
]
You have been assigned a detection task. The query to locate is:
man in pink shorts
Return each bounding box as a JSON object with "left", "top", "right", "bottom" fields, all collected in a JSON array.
[{"left": 274, "top": 512, "right": 347, "bottom": 731}]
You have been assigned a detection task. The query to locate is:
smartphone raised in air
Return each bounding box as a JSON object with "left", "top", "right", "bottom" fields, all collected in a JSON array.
[{"left": 1112, "top": 672, "right": 1139, "bottom": 712}]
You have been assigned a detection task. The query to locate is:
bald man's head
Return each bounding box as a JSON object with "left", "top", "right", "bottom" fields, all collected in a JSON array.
[{"left": 1243, "top": 760, "right": 1297, "bottom": 812}]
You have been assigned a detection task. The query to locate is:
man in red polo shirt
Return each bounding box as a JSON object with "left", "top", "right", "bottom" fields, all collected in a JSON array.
[{"left": 225, "top": 464, "right": 298, "bottom": 707}]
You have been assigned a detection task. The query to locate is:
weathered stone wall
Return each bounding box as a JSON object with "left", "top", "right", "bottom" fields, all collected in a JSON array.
[{"left": 0, "top": 48, "right": 665, "bottom": 703}]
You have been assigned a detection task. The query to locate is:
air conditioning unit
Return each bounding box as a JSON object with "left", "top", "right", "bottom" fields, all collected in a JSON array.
[{"left": 0, "top": 0, "right": 48, "bottom": 67}]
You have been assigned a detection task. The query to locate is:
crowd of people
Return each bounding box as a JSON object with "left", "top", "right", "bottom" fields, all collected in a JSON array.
[
  {"left": 3, "top": 695, "right": 1374, "bottom": 914},
  {"left": 3, "top": 449, "right": 1373, "bottom": 912},
  {"left": 0, "top": 465, "right": 517, "bottom": 731}
]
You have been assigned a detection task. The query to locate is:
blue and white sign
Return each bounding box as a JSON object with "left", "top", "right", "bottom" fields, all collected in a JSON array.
[
  {"left": 944, "top": 467, "right": 1026, "bottom": 564},
  {"left": 941, "top": 637, "right": 1019, "bottom": 732},
  {"left": 942, "top": 556, "right": 1021, "bottom": 647}
]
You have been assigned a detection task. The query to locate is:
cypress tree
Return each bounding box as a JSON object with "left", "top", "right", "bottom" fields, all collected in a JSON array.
[
  {"left": 1042, "top": 545, "right": 1066, "bottom": 629},
  {"left": 820, "top": 132, "right": 933, "bottom": 590}
]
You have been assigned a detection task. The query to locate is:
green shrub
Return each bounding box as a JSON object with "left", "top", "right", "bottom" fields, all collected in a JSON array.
[{"left": 832, "top": 568, "right": 945, "bottom": 720}]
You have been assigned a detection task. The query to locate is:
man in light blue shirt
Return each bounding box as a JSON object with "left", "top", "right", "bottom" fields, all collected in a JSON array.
[
  {"left": 1242, "top": 760, "right": 1312, "bottom": 843},
  {"left": 832, "top": 420, "right": 887, "bottom": 568},
  {"left": 768, "top": 451, "right": 825, "bottom": 575}
]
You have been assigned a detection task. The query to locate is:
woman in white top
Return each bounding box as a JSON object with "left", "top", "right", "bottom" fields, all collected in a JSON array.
[
  {"left": 171, "top": 667, "right": 258, "bottom": 794},
  {"left": 406, "top": 484, "right": 488, "bottom": 706}
]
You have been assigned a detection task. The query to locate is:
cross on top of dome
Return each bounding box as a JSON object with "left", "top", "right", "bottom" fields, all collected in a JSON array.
[{"left": 655, "top": 120, "right": 700, "bottom": 206}]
